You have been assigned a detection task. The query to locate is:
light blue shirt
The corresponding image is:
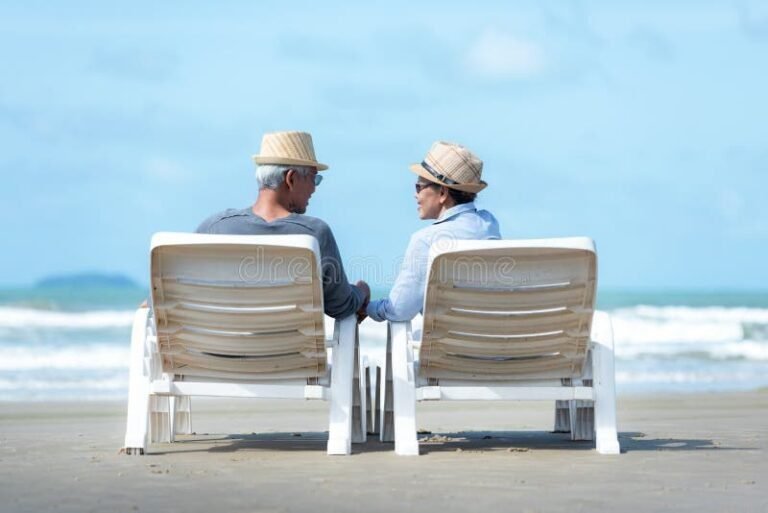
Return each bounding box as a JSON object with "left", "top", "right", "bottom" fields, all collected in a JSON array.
[{"left": 367, "top": 202, "right": 501, "bottom": 322}]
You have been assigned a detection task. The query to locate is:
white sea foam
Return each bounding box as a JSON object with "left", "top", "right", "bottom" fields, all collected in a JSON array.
[
  {"left": 0, "top": 375, "right": 129, "bottom": 400},
  {"left": 617, "top": 370, "right": 722, "bottom": 385},
  {"left": 359, "top": 318, "right": 390, "bottom": 344},
  {"left": 616, "top": 369, "right": 768, "bottom": 387},
  {"left": 0, "top": 375, "right": 127, "bottom": 391},
  {"left": 1, "top": 305, "right": 767, "bottom": 399},
  {"left": 715, "top": 340, "right": 768, "bottom": 360},
  {"left": 326, "top": 315, "right": 398, "bottom": 345},
  {"left": 609, "top": 305, "right": 768, "bottom": 361},
  {"left": 0, "top": 345, "right": 130, "bottom": 370},
  {"left": 610, "top": 305, "right": 768, "bottom": 345},
  {"left": 614, "top": 340, "right": 768, "bottom": 361},
  {"left": 353, "top": 309, "right": 768, "bottom": 362},
  {"left": 0, "top": 307, "right": 135, "bottom": 329}
]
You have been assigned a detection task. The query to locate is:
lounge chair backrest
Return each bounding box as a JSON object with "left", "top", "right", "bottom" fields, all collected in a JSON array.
[
  {"left": 419, "top": 237, "right": 597, "bottom": 381},
  {"left": 149, "top": 233, "right": 326, "bottom": 381}
]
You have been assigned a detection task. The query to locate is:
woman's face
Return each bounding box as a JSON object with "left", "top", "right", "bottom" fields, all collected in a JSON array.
[{"left": 414, "top": 179, "right": 445, "bottom": 220}]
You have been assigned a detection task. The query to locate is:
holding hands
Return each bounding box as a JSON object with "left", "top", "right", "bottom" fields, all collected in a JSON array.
[{"left": 355, "top": 280, "right": 370, "bottom": 324}]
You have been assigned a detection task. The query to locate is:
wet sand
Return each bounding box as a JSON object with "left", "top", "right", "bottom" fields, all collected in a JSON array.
[{"left": 0, "top": 391, "right": 765, "bottom": 512}]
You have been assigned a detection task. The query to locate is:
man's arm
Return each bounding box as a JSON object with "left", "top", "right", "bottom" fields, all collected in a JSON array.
[{"left": 318, "top": 225, "right": 368, "bottom": 319}]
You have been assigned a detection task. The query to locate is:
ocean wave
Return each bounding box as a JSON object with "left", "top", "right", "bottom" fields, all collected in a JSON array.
[
  {"left": 614, "top": 340, "right": 768, "bottom": 361},
  {"left": 2, "top": 306, "right": 767, "bottom": 371},
  {"left": 0, "top": 373, "right": 129, "bottom": 400},
  {"left": 616, "top": 368, "right": 768, "bottom": 386},
  {"left": 0, "top": 344, "right": 130, "bottom": 371},
  {"left": 352, "top": 310, "right": 768, "bottom": 362},
  {"left": 615, "top": 305, "right": 768, "bottom": 322},
  {"left": 0, "top": 375, "right": 127, "bottom": 391},
  {"left": 610, "top": 305, "right": 768, "bottom": 345},
  {"left": 0, "top": 307, "right": 135, "bottom": 329}
]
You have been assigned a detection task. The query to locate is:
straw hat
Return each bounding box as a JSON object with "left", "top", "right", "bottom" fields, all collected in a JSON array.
[
  {"left": 252, "top": 131, "right": 328, "bottom": 171},
  {"left": 410, "top": 141, "right": 486, "bottom": 193}
]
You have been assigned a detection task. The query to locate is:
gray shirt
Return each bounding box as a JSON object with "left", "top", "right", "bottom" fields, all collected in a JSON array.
[{"left": 196, "top": 208, "right": 364, "bottom": 319}]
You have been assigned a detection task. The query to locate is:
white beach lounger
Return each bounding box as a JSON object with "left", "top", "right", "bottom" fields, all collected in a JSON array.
[
  {"left": 123, "top": 233, "right": 365, "bottom": 456},
  {"left": 380, "top": 237, "right": 620, "bottom": 455}
]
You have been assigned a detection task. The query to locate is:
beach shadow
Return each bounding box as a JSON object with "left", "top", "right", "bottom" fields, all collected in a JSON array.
[
  {"left": 147, "top": 431, "right": 743, "bottom": 455},
  {"left": 149, "top": 431, "right": 331, "bottom": 455},
  {"left": 409, "top": 431, "right": 739, "bottom": 454},
  {"left": 617, "top": 432, "right": 744, "bottom": 452},
  {"left": 415, "top": 430, "right": 594, "bottom": 454},
  {"left": 149, "top": 431, "right": 395, "bottom": 455}
]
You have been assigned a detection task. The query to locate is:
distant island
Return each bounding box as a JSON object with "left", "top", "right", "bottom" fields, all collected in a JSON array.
[{"left": 36, "top": 273, "right": 140, "bottom": 288}]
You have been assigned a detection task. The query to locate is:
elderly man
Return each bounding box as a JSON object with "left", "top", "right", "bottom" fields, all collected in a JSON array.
[
  {"left": 366, "top": 140, "right": 501, "bottom": 322},
  {"left": 197, "top": 130, "right": 369, "bottom": 319}
]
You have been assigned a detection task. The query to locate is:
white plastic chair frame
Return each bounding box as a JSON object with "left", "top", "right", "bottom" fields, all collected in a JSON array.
[
  {"left": 379, "top": 237, "right": 620, "bottom": 455},
  {"left": 123, "top": 233, "right": 366, "bottom": 456}
]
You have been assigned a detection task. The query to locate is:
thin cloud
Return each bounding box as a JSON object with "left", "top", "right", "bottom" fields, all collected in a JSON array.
[
  {"left": 626, "top": 27, "right": 675, "bottom": 62},
  {"left": 718, "top": 189, "right": 768, "bottom": 237},
  {"left": 737, "top": 1, "right": 768, "bottom": 39},
  {"left": 539, "top": 2, "right": 603, "bottom": 49},
  {"left": 144, "top": 157, "right": 186, "bottom": 183},
  {"left": 87, "top": 47, "right": 179, "bottom": 82},
  {"left": 718, "top": 189, "right": 745, "bottom": 223},
  {"left": 464, "top": 30, "right": 545, "bottom": 79}
]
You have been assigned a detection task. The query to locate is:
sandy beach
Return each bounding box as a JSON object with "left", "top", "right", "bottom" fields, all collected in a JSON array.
[{"left": 0, "top": 391, "right": 765, "bottom": 513}]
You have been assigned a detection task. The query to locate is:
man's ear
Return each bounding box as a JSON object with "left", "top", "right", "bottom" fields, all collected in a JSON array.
[{"left": 284, "top": 169, "right": 296, "bottom": 191}]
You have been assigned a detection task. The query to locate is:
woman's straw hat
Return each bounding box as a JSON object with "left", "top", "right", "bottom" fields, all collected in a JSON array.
[
  {"left": 252, "top": 131, "right": 328, "bottom": 171},
  {"left": 410, "top": 141, "right": 486, "bottom": 193}
]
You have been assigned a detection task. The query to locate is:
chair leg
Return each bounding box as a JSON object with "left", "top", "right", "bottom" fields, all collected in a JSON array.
[
  {"left": 591, "top": 311, "right": 620, "bottom": 454},
  {"left": 150, "top": 396, "right": 171, "bottom": 443},
  {"left": 368, "top": 365, "right": 380, "bottom": 435},
  {"left": 363, "top": 358, "right": 373, "bottom": 434},
  {"left": 554, "top": 400, "right": 571, "bottom": 433},
  {"left": 379, "top": 333, "right": 394, "bottom": 442},
  {"left": 351, "top": 340, "right": 366, "bottom": 444},
  {"left": 569, "top": 396, "right": 595, "bottom": 441},
  {"left": 327, "top": 315, "right": 356, "bottom": 455},
  {"left": 124, "top": 308, "right": 152, "bottom": 455},
  {"left": 391, "top": 321, "right": 419, "bottom": 456},
  {"left": 171, "top": 396, "right": 192, "bottom": 437}
]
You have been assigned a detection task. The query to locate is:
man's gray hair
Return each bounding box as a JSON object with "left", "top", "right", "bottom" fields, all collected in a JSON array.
[{"left": 256, "top": 164, "right": 314, "bottom": 190}]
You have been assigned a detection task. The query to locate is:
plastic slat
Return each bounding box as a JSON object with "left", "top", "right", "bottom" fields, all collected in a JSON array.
[
  {"left": 434, "top": 334, "right": 590, "bottom": 358},
  {"left": 436, "top": 283, "right": 587, "bottom": 310},
  {"left": 164, "top": 351, "right": 323, "bottom": 375},
  {"left": 150, "top": 237, "right": 328, "bottom": 382},
  {"left": 429, "top": 309, "right": 590, "bottom": 334},
  {"left": 159, "top": 279, "right": 316, "bottom": 305},
  {"left": 423, "top": 354, "right": 582, "bottom": 378},
  {"left": 156, "top": 331, "right": 323, "bottom": 357},
  {"left": 419, "top": 244, "right": 596, "bottom": 382},
  {"left": 157, "top": 308, "right": 321, "bottom": 331}
]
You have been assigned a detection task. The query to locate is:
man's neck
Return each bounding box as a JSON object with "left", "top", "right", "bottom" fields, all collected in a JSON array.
[{"left": 252, "top": 190, "right": 293, "bottom": 222}]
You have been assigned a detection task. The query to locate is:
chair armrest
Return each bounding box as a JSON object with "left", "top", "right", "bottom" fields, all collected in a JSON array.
[
  {"left": 590, "top": 310, "right": 614, "bottom": 348},
  {"left": 325, "top": 315, "right": 342, "bottom": 348},
  {"left": 390, "top": 320, "right": 417, "bottom": 347}
]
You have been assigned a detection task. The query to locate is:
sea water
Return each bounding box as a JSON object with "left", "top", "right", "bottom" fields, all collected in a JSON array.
[{"left": 1, "top": 286, "right": 767, "bottom": 400}]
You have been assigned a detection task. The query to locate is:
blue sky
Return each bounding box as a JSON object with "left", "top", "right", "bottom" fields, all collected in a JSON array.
[{"left": 1, "top": 1, "right": 766, "bottom": 289}]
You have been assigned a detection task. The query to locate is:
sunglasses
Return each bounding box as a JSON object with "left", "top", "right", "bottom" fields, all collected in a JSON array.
[
  {"left": 415, "top": 182, "right": 438, "bottom": 194},
  {"left": 288, "top": 169, "right": 323, "bottom": 186}
]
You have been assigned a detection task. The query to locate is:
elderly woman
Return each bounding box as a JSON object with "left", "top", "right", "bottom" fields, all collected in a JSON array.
[{"left": 366, "top": 141, "right": 501, "bottom": 322}]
